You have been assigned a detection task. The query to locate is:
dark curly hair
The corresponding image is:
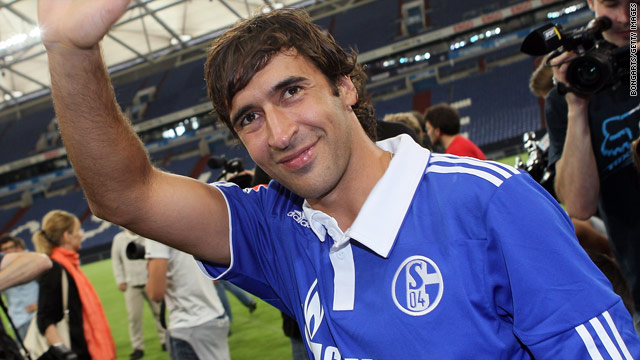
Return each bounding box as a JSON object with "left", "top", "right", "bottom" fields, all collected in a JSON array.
[
  {"left": 424, "top": 103, "right": 461, "bottom": 136},
  {"left": 204, "top": 8, "right": 376, "bottom": 140}
]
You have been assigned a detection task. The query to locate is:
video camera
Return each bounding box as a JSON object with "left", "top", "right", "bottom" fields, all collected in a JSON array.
[
  {"left": 521, "top": 16, "right": 630, "bottom": 95},
  {"left": 515, "top": 131, "right": 556, "bottom": 199},
  {"left": 126, "top": 241, "right": 146, "bottom": 260},
  {"left": 207, "top": 156, "right": 253, "bottom": 187}
]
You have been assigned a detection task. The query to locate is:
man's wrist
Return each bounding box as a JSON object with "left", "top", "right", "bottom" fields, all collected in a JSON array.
[{"left": 566, "top": 95, "right": 589, "bottom": 114}]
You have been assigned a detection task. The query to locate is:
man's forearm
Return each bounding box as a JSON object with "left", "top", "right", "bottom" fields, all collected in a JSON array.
[
  {"left": 146, "top": 259, "right": 167, "bottom": 302},
  {"left": 0, "top": 253, "right": 52, "bottom": 292},
  {"left": 47, "top": 45, "right": 152, "bottom": 224},
  {"left": 554, "top": 102, "right": 600, "bottom": 219}
]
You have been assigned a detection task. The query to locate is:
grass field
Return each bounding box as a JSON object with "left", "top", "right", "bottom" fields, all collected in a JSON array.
[
  {"left": 3, "top": 258, "right": 291, "bottom": 360},
  {"left": 1, "top": 152, "right": 528, "bottom": 359}
]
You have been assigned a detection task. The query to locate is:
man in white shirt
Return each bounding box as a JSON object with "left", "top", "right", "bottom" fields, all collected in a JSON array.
[
  {"left": 145, "top": 239, "right": 230, "bottom": 360},
  {"left": 111, "top": 229, "right": 165, "bottom": 359}
]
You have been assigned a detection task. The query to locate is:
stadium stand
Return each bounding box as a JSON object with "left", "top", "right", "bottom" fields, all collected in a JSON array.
[
  {"left": 143, "top": 59, "right": 208, "bottom": 120},
  {"left": 0, "top": 107, "right": 55, "bottom": 165},
  {"left": 317, "top": 0, "right": 400, "bottom": 53},
  {"left": 0, "top": 0, "right": 588, "bottom": 263}
]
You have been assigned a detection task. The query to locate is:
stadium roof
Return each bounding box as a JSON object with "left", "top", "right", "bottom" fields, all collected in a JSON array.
[{"left": 0, "top": 0, "right": 372, "bottom": 116}]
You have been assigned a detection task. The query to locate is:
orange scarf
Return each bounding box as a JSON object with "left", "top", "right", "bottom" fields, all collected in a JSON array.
[{"left": 50, "top": 247, "right": 116, "bottom": 360}]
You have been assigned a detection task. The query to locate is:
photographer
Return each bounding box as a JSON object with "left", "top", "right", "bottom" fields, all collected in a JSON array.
[{"left": 545, "top": 0, "right": 640, "bottom": 327}]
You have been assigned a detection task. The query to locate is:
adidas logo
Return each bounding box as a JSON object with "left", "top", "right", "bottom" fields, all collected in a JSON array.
[{"left": 287, "top": 210, "right": 310, "bottom": 228}]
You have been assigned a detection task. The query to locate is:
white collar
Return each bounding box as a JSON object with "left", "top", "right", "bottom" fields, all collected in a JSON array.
[{"left": 303, "top": 134, "right": 430, "bottom": 258}]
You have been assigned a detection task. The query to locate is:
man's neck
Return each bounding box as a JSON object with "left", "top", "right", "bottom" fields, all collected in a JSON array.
[
  {"left": 441, "top": 134, "right": 458, "bottom": 150},
  {"left": 306, "top": 138, "right": 392, "bottom": 232}
]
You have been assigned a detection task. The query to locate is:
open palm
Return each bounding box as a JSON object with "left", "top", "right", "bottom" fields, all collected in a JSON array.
[{"left": 37, "top": 0, "right": 130, "bottom": 49}]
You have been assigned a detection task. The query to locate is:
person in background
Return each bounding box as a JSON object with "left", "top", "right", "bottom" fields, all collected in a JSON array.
[
  {"left": 33, "top": 210, "right": 115, "bottom": 360},
  {"left": 546, "top": 0, "right": 640, "bottom": 329},
  {"left": 213, "top": 280, "right": 257, "bottom": 324},
  {"left": 111, "top": 228, "right": 166, "bottom": 359},
  {"left": 0, "top": 243, "right": 51, "bottom": 292},
  {"left": 424, "top": 103, "right": 486, "bottom": 159},
  {"left": 528, "top": 56, "right": 613, "bottom": 260},
  {"left": 0, "top": 244, "right": 51, "bottom": 360},
  {"left": 145, "top": 239, "right": 230, "bottom": 360},
  {"left": 0, "top": 235, "right": 40, "bottom": 340},
  {"left": 409, "top": 110, "right": 434, "bottom": 150},
  {"left": 529, "top": 54, "right": 554, "bottom": 99},
  {"left": 383, "top": 112, "right": 425, "bottom": 141},
  {"left": 281, "top": 313, "right": 308, "bottom": 360}
]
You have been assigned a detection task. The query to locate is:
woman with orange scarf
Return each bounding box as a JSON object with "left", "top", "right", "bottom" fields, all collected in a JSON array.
[{"left": 33, "top": 210, "right": 116, "bottom": 360}]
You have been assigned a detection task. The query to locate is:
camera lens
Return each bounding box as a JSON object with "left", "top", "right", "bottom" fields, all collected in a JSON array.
[
  {"left": 126, "top": 242, "right": 146, "bottom": 260},
  {"left": 573, "top": 58, "right": 601, "bottom": 86},
  {"left": 567, "top": 52, "right": 612, "bottom": 95}
]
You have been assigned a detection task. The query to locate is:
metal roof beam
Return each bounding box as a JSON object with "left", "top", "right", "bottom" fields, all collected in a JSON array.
[
  {"left": 262, "top": 0, "right": 275, "bottom": 10},
  {"left": 136, "top": 0, "right": 185, "bottom": 48},
  {"left": 5, "top": 66, "right": 48, "bottom": 88},
  {"left": 218, "top": 0, "right": 243, "bottom": 20},
  {"left": 1, "top": 1, "right": 35, "bottom": 25},
  {"left": 0, "top": 0, "right": 20, "bottom": 11},
  {"left": 0, "top": 83, "right": 17, "bottom": 103},
  {"left": 106, "top": 33, "right": 156, "bottom": 64}
]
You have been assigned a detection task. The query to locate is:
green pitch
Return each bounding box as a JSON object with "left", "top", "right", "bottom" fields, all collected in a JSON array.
[{"left": 3, "top": 258, "right": 291, "bottom": 360}]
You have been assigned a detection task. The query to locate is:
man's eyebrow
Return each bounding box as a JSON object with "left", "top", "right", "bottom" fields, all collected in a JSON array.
[
  {"left": 231, "top": 76, "right": 308, "bottom": 125},
  {"left": 231, "top": 104, "right": 255, "bottom": 126},
  {"left": 269, "top": 76, "right": 307, "bottom": 97}
]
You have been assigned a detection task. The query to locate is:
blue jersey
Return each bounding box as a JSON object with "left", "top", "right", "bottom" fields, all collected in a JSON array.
[{"left": 198, "top": 135, "right": 640, "bottom": 359}]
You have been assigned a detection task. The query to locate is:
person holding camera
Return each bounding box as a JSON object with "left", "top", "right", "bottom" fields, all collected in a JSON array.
[
  {"left": 39, "top": 1, "right": 640, "bottom": 358},
  {"left": 546, "top": 0, "right": 640, "bottom": 328},
  {"left": 111, "top": 229, "right": 165, "bottom": 360},
  {"left": 145, "top": 239, "right": 230, "bottom": 360}
]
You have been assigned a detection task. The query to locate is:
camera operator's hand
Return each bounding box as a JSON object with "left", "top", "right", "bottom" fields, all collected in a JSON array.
[
  {"left": 548, "top": 51, "right": 590, "bottom": 107},
  {"left": 549, "top": 50, "right": 600, "bottom": 220}
]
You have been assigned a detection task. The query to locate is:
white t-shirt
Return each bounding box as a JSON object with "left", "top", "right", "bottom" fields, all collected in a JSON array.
[{"left": 145, "top": 239, "right": 225, "bottom": 329}]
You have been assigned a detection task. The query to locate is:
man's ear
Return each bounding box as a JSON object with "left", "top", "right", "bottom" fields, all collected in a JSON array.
[
  {"left": 337, "top": 75, "right": 358, "bottom": 107},
  {"left": 586, "top": 0, "right": 594, "bottom": 11}
]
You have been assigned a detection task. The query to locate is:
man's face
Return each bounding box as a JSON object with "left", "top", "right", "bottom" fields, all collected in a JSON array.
[
  {"left": 425, "top": 121, "right": 440, "bottom": 146},
  {"left": 229, "top": 49, "right": 359, "bottom": 199},
  {"left": 589, "top": 0, "right": 635, "bottom": 47},
  {"left": 0, "top": 241, "right": 22, "bottom": 254}
]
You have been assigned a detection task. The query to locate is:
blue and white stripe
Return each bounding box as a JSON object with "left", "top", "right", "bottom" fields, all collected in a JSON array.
[
  {"left": 575, "top": 311, "right": 634, "bottom": 360},
  {"left": 426, "top": 154, "right": 521, "bottom": 187}
]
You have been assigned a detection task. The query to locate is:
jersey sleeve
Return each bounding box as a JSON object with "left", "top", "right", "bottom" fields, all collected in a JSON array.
[
  {"left": 195, "top": 182, "right": 292, "bottom": 311},
  {"left": 485, "top": 173, "right": 640, "bottom": 358}
]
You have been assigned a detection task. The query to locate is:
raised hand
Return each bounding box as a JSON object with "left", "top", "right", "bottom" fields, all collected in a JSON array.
[{"left": 37, "top": 0, "right": 131, "bottom": 50}]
